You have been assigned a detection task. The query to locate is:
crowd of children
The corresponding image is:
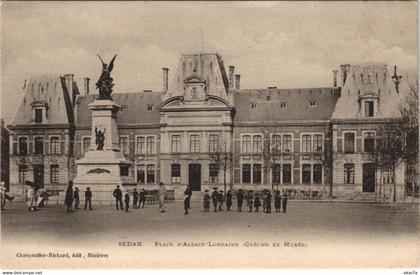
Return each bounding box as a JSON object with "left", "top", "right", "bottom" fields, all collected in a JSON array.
[{"left": 202, "top": 188, "right": 288, "bottom": 214}]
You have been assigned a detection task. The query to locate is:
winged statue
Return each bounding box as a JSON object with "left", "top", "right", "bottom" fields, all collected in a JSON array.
[{"left": 95, "top": 54, "right": 117, "bottom": 100}]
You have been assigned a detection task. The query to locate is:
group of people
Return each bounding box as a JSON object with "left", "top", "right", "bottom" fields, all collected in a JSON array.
[
  {"left": 112, "top": 185, "right": 147, "bottom": 212},
  {"left": 65, "top": 181, "right": 93, "bottom": 212},
  {"left": 202, "top": 188, "right": 288, "bottom": 214}
]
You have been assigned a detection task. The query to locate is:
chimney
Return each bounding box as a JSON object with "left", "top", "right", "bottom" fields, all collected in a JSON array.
[
  {"left": 229, "top": 66, "right": 235, "bottom": 89},
  {"left": 333, "top": 70, "right": 338, "bottom": 87},
  {"left": 63, "top": 74, "right": 75, "bottom": 104},
  {"left": 83, "top": 77, "right": 90, "bottom": 95},
  {"left": 162, "top": 67, "right": 169, "bottom": 92},
  {"left": 235, "top": 74, "right": 241, "bottom": 90},
  {"left": 391, "top": 65, "right": 402, "bottom": 94},
  {"left": 340, "top": 64, "right": 350, "bottom": 86}
]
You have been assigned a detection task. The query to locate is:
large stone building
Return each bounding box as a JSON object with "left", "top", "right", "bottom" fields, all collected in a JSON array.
[{"left": 7, "top": 53, "right": 407, "bottom": 201}]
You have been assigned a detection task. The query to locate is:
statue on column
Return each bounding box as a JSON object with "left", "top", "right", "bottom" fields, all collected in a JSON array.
[
  {"left": 96, "top": 54, "right": 117, "bottom": 100},
  {"left": 95, "top": 127, "right": 106, "bottom": 150}
]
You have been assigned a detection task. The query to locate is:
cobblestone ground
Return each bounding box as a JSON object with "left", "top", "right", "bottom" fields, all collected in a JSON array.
[{"left": 1, "top": 200, "right": 419, "bottom": 268}]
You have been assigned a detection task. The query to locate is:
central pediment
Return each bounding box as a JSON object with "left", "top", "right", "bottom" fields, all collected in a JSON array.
[{"left": 184, "top": 74, "right": 206, "bottom": 84}]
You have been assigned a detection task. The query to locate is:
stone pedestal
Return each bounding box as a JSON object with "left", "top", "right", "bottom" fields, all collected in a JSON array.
[{"left": 73, "top": 99, "right": 134, "bottom": 191}]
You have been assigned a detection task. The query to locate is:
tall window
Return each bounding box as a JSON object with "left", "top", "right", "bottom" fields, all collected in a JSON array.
[
  {"left": 146, "top": 136, "right": 155, "bottom": 154},
  {"left": 82, "top": 137, "right": 91, "bottom": 154},
  {"left": 253, "top": 164, "right": 262, "bottom": 184},
  {"left": 272, "top": 135, "right": 281, "bottom": 154},
  {"left": 171, "top": 164, "right": 181, "bottom": 183},
  {"left": 344, "top": 133, "right": 355, "bottom": 154},
  {"left": 50, "top": 165, "right": 59, "bottom": 183},
  {"left": 171, "top": 135, "right": 181, "bottom": 153},
  {"left": 242, "top": 164, "right": 251, "bottom": 184},
  {"left": 119, "top": 136, "right": 128, "bottom": 154},
  {"left": 272, "top": 164, "right": 281, "bottom": 184},
  {"left": 282, "top": 164, "right": 291, "bottom": 184},
  {"left": 146, "top": 164, "right": 155, "bottom": 184},
  {"left": 313, "top": 164, "right": 322, "bottom": 184},
  {"left": 209, "top": 164, "right": 219, "bottom": 183},
  {"left": 209, "top": 134, "right": 219, "bottom": 153},
  {"left": 137, "top": 164, "right": 145, "bottom": 184},
  {"left": 344, "top": 163, "right": 354, "bottom": 184},
  {"left": 302, "top": 164, "right": 311, "bottom": 184},
  {"left": 313, "top": 134, "right": 323, "bottom": 153},
  {"left": 136, "top": 137, "right": 145, "bottom": 155},
  {"left": 19, "top": 165, "right": 27, "bottom": 184},
  {"left": 19, "top": 137, "right": 28, "bottom": 156},
  {"left": 302, "top": 135, "right": 312, "bottom": 153},
  {"left": 282, "top": 135, "right": 292, "bottom": 153},
  {"left": 35, "top": 109, "right": 43, "bottom": 123},
  {"left": 34, "top": 137, "right": 44, "bottom": 154},
  {"left": 242, "top": 135, "right": 251, "bottom": 153},
  {"left": 253, "top": 136, "right": 262, "bottom": 153},
  {"left": 364, "top": 101, "right": 374, "bottom": 117},
  {"left": 364, "top": 132, "right": 375, "bottom": 153},
  {"left": 50, "top": 137, "right": 60, "bottom": 154},
  {"left": 190, "top": 135, "right": 200, "bottom": 153}
]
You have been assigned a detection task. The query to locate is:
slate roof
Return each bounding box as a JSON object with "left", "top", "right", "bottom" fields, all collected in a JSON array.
[
  {"left": 233, "top": 88, "right": 339, "bottom": 123},
  {"left": 75, "top": 92, "right": 162, "bottom": 126}
]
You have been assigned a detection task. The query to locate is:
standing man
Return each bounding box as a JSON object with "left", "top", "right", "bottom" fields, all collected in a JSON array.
[
  {"left": 84, "top": 187, "right": 93, "bottom": 210},
  {"left": 133, "top": 188, "right": 139, "bottom": 209},
  {"left": 65, "top": 181, "right": 74, "bottom": 213},
  {"left": 218, "top": 191, "right": 224, "bottom": 211},
  {"left": 113, "top": 185, "right": 124, "bottom": 210},
  {"left": 183, "top": 187, "right": 191, "bottom": 215},
  {"left": 211, "top": 188, "right": 219, "bottom": 212},
  {"left": 282, "top": 191, "right": 288, "bottom": 213},
  {"left": 226, "top": 190, "right": 233, "bottom": 211},
  {"left": 124, "top": 191, "right": 130, "bottom": 212},
  {"left": 265, "top": 190, "right": 272, "bottom": 213},
  {"left": 139, "top": 189, "right": 146, "bottom": 208},
  {"left": 0, "top": 182, "right": 14, "bottom": 211},
  {"left": 247, "top": 190, "right": 253, "bottom": 212},
  {"left": 237, "top": 189, "right": 244, "bottom": 212},
  {"left": 158, "top": 183, "right": 166, "bottom": 213},
  {"left": 74, "top": 187, "right": 80, "bottom": 210},
  {"left": 203, "top": 190, "right": 210, "bottom": 212}
]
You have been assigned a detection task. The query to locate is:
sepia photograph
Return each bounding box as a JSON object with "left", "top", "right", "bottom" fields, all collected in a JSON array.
[{"left": 0, "top": 1, "right": 419, "bottom": 271}]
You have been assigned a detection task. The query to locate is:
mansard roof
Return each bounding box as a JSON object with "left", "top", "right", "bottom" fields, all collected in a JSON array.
[
  {"left": 233, "top": 88, "right": 339, "bottom": 124},
  {"left": 75, "top": 92, "right": 162, "bottom": 127},
  {"left": 10, "top": 75, "right": 77, "bottom": 126}
]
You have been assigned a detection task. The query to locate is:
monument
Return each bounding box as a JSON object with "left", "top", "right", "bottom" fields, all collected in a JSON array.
[{"left": 73, "top": 55, "right": 134, "bottom": 191}]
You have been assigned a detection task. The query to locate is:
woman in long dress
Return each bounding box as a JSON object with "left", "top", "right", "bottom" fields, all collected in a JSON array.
[{"left": 158, "top": 182, "right": 166, "bottom": 212}]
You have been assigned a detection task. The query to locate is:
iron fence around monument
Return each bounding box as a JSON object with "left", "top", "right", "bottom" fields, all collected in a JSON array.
[{"left": 46, "top": 189, "right": 175, "bottom": 206}]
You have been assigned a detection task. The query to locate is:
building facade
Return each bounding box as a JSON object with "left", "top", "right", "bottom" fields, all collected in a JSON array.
[{"left": 7, "top": 53, "right": 407, "bottom": 201}]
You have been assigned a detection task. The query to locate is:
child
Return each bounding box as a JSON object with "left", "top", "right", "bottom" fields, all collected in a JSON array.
[
  {"left": 203, "top": 190, "right": 210, "bottom": 212},
  {"left": 226, "top": 190, "right": 233, "bottom": 211},
  {"left": 254, "top": 192, "right": 261, "bottom": 212},
  {"left": 124, "top": 191, "right": 130, "bottom": 212}
]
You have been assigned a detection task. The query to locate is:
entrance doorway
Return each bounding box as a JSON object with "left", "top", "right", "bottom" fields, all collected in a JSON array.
[
  {"left": 363, "top": 163, "right": 375, "bottom": 193},
  {"left": 33, "top": 165, "right": 44, "bottom": 188},
  {"left": 188, "top": 164, "right": 201, "bottom": 191}
]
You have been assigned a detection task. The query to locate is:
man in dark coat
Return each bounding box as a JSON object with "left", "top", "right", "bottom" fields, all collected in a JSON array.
[
  {"left": 237, "top": 189, "right": 244, "bottom": 212},
  {"left": 226, "top": 190, "right": 233, "bottom": 211},
  {"left": 73, "top": 187, "right": 80, "bottom": 209},
  {"left": 139, "top": 189, "right": 146, "bottom": 208},
  {"left": 65, "top": 181, "right": 74, "bottom": 213},
  {"left": 265, "top": 190, "right": 272, "bottom": 213},
  {"left": 254, "top": 192, "right": 261, "bottom": 212},
  {"left": 133, "top": 188, "right": 139, "bottom": 209},
  {"left": 282, "top": 192, "right": 288, "bottom": 213},
  {"left": 183, "top": 188, "right": 191, "bottom": 215},
  {"left": 203, "top": 190, "right": 210, "bottom": 212},
  {"left": 113, "top": 185, "right": 124, "bottom": 210},
  {"left": 211, "top": 188, "right": 219, "bottom": 212},
  {"left": 124, "top": 192, "right": 130, "bottom": 212},
  {"left": 84, "top": 187, "right": 92, "bottom": 210},
  {"left": 274, "top": 191, "right": 281, "bottom": 212}
]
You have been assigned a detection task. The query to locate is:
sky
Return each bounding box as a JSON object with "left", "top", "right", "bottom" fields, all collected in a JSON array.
[{"left": 1, "top": 1, "right": 418, "bottom": 123}]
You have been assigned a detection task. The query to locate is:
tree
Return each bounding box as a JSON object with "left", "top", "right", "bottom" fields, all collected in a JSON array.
[
  {"left": 260, "top": 129, "right": 282, "bottom": 192},
  {"left": 209, "top": 137, "right": 235, "bottom": 197},
  {"left": 314, "top": 133, "right": 333, "bottom": 200},
  {"left": 399, "top": 76, "right": 419, "bottom": 202}
]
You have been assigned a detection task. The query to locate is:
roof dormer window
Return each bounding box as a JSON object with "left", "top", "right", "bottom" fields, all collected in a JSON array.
[
  {"left": 250, "top": 103, "right": 257, "bottom": 109},
  {"left": 147, "top": 105, "right": 153, "bottom": 111},
  {"left": 310, "top": 101, "right": 317, "bottom": 107},
  {"left": 31, "top": 101, "right": 48, "bottom": 124},
  {"left": 280, "top": 102, "right": 287, "bottom": 108}
]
